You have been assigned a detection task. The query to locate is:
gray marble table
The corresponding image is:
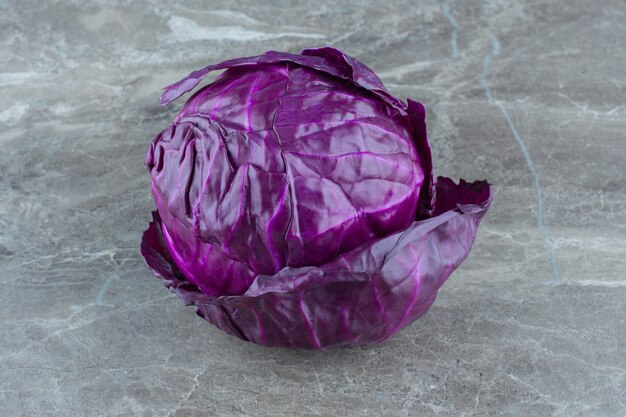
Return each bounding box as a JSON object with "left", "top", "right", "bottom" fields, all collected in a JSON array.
[{"left": 1, "top": 1, "right": 624, "bottom": 416}]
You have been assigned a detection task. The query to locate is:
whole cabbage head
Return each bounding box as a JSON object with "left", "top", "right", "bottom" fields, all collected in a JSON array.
[{"left": 141, "top": 47, "right": 492, "bottom": 349}]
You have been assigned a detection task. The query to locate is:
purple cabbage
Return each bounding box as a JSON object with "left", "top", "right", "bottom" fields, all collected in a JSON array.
[{"left": 141, "top": 47, "right": 492, "bottom": 349}]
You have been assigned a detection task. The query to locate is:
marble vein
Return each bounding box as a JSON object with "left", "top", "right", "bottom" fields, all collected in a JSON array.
[
  {"left": 479, "top": 34, "right": 561, "bottom": 285},
  {"left": 167, "top": 16, "right": 325, "bottom": 42},
  {"left": 95, "top": 274, "right": 119, "bottom": 305},
  {"left": 441, "top": 4, "right": 460, "bottom": 58}
]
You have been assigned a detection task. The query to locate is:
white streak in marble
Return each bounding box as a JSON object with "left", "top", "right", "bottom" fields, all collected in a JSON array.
[
  {"left": 566, "top": 280, "right": 626, "bottom": 288},
  {"left": 377, "top": 60, "right": 439, "bottom": 80},
  {"left": 606, "top": 106, "right": 622, "bottom": 115},
  {"left": 328, "top": 20, "right": 366, "bottom": 45},
  {"left": 207, "top": 10, "right": 262, "bottom": 25},
  {"left": 167, "top": 16, "right": 325, "bottom": 42},
  {"left": 0, "top": 102, "right": 29, "bottom": 126},
  {"left": 0, "top": 72, "right": 41, "bottom": 87}
]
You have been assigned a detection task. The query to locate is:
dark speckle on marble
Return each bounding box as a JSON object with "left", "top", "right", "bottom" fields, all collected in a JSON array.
[{"left": 1, "top": 0, "right": 625, "bottom": 416}]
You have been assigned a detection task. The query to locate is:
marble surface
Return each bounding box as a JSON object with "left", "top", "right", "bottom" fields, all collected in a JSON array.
[{"left": 1, "top": 0, "right": 625, "bottom": 416}]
